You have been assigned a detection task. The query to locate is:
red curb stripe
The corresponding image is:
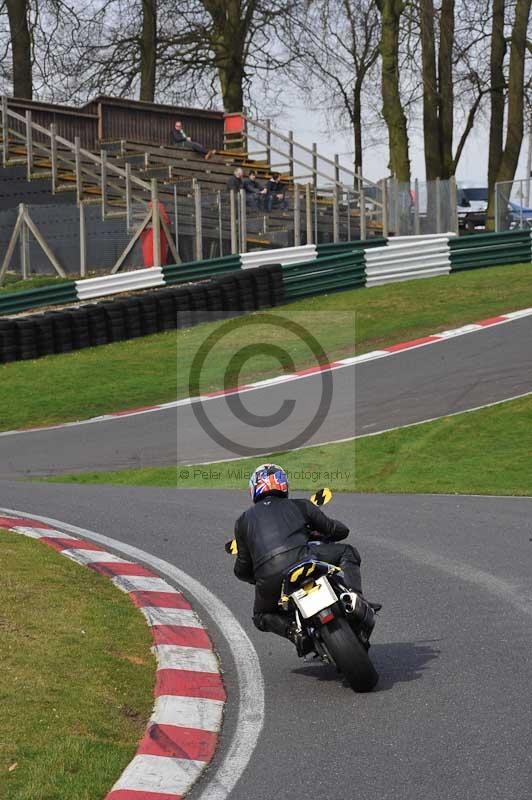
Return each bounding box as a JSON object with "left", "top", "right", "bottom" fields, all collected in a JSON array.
[
  {"left": 0, "top": 515, "right": 51, "bottom": 529},
  {"left": 291, "top": 362, "right": 336, "bottom": 377},
  {"left": 40, "top": 536, "right": 105, "bottom": 552},
  {"left": 129, "top": 591, "right": 192, "bottom": 610},
  {"left": 106, "top": 791, "right": 182, "bottom": 800},
  {"left": 203, "top": 384, "right": 251, "bottom": 398},
  {"left": 385, "top": 335, "right": 440, "bottom": 352},
  {"left": 477, "top": 315, "right": 508, "bottom": 326},
  {"left": 138, "top": 722, "right": 218, "bottom": 762},
  {"left": 110, "top": 405, "right": 158, "bottom": 417},
  {"left": 155, "top": 669, "right": 226, "bottom": 701},
  {"left": 151, "top": 625, "right": 213, "bottom": 649},
  {"left": 89, "top": 562, "right": 157, "bottom": 578}
]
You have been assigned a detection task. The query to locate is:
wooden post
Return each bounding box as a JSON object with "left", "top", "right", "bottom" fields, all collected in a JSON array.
[
  {"left": 360, "top": 183, "right": 366, "bottom": 241},
  {"left": 217, "top": 191, "right": 223, "bottom": 256},
  {"left": 230, "top": 189, "right": 238, "bottom": 254},
  {"left": 23, "top": 207, "right": 66, "bottom": 277},
  {"left": 414, "top": 177, "right": 420, "bottom": 235},
  {"left": 101, "top": 150, "right": 107, "bottom": 219},
  {"left": 111, "top": 210, "right": 151, "bottom": 274},
  {"left": 382, "top": 179, "right": 389, "bottom": 238},
  {"left": 125, "top": 162, "right": 132, "bottom": 232},
  {"left": 50, "top": 124, "right": 58, "bottom": 193},
  {"left": 151, "top": 179, "right": 162, "bottom": 267},
  {"left": 1, "top": 95, "right": 8, "bottom": 167},
  {"left": 305, "top": 183, "right": 313, "bottom": 244},
  {"left": 288, "top": 131, "right": 294, "bottom": 178},
  {"left": 333, "top": 186, "right": 340, "bottom": 242},
  {"left": 346, "top": 191, "right": 352, "bottom": 241},
  {"left": 334, "top": 154, "right": 340, "bottom": 185},
  {"left": 20, "top": 205, "right": 30, "bottom": 279},
  {"left": 450, "top": 175, "right": 458, "bottom": 234},
  {"left": 25, "top": 110, "right": 33, "bottom": 181},
  {"left": 173, "top": 184, "right": 179, "bottom": 255},
  {"left": 293, "top": 184, "right": 301, "bottom": 246},
  {"left": 79, "top": 201, "right": 87, "bottom": 277},
  {"left": 0, "top": 205, "right": 24, "bottom": 284},
  {"left": 74, "top": 136, "right": 82, "bottom": 204},
  {"left": 193, "top": 179, "right": 203, "bottom": 261},
  {"left": 266, "top": 119, "right": 272, "bottom": 166},
  {"left": 312, "top": 143, "right": 318, "bottom": 189},
  {"left": 239, "top": 188, "right": 247, "bottom": 253}
]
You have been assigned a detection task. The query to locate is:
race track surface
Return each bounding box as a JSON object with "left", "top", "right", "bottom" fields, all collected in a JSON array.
[
  {"left": 1, "top": 482, "right": 531, "bottom": 800},
  {"left": 2, "top": 315, "right": 532, "bottom": 477}
]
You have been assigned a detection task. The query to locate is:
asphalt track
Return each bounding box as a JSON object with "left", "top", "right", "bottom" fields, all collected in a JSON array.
[
  {"left": 2, "top": 315, "right": 532, "bottom": 477},
  {"left": 1, "top": 482, "right": 531, "bottom": 799}
]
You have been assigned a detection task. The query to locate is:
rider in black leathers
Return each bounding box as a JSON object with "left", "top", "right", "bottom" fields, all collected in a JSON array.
[{"left": 233, "top": 464, "right": 364, "bottom": 644}]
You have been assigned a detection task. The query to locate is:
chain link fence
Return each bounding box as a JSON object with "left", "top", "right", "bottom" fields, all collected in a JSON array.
[
  {"left": 386, "top": 178, "right": 458, "bottom": 236},
  {"left": 495, "top": 179, "right": 532, "bottom": 231}
]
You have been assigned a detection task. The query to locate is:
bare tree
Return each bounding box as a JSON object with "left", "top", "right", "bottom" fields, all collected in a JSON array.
[
  {"left": 5, "top": 0, "right": 32, "bottom": 97},
  {"left": 140, "top": 0, "right": 157, "bottom": 101}
]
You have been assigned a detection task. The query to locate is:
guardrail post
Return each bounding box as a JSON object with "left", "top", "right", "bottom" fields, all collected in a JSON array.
[
  {"left": 25, "top": 110, "right": 33, "bottom": 181},
  {"left": 414, "top": 177, "right": 420, "bottom": 234},
  {"left": 100, "top": 150, "right": 107, "bottom": 219},
  {"left": 360, "top": 183, "right": 366, "bottom": 241},
  {"left": 230, "top": 189, "right": 238, "bottom": 254},
  {"left": 266, "top": 119, "right": 272, "bottom": 165},
  {"left": 288, "top": 130, "right": 294, "bottom": 178},
  {"left": 20, "top": 204, "right": 30, "bottom": 279},
  {"left": 382, "top": 179, "right": 389, "bottom": 238},
  {"left": 217, "top": 190, "right": 223, "bottom": 255},
  {"left": 1, "top": 96, "right": 8, "bottom": 166},
  {"left": 436, "top": 177, "right": 442, "bottom": 233},
  {"left": 125, "top": 162, "right": 132, "bottom": 232},
  {"left": 312, "top": 143, "right": 318, "bottom": 189},
  {"left": 333, "top": 185, "right": 340, "bottom": 242},
  {"left": 151, "top": 178, "right": 162, "bottom": 267},
  {"left": 50, "top": 124, "right": 58, "bottom": 192},
  {"left": 334, "top": 154, "right": 340, "bottom": 185},
  {"left": 75, "top": 136, "right": 82, "bottom": 204},
  {"left": 450, "top": 175, "right": 458, "bottom": 234},
  {"left": 193, "top": 179, "right": 203, "bottom": 261},
  {"left": 173, "top": 184, "right": 179, "bottom": 257},
  {"left": 305, "top": 183, "right": 313, "bottom": 244},
  {"left": 347, "top": 191, "right": 352, "bottom": 241},
  {"left": 239, "top": 187, "right": 247, "bottom": 253},
  {"left": 293, "top": 184, "right": 301, "bottom": 246},
  {"left": 79, "top": 201, "right": 87, "bottom": 277}
]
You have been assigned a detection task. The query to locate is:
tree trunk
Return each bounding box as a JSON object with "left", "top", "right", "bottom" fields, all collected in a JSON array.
[
  {"left": 420, "top": 0, "right": 440, "bottom": 181},
  {"left": 6, "top": 0, "right": 32, "bottom": 99},
  {"left": 486, "top": 0, "right": 506, "bottom": 226},
  {"left": 438, "top": 0, "right": 454, "bottom": 177},
  {"left": 140, "top": 0, "right": 157, "bottom": 102},
  {"left": 487, "top": 0, "right": 531, "bottom": 229},
  {"left": 353, "top": 80, "right": 363, "bottom": 175},
  {"left": 377, "top": 0, "right": 410, "bottom": 182},
  {"left": 203, "top": 0, "right": 248, "bottom": 113},
  {"left": 216, "top": 57, "right": 245, "bottom": 112}
]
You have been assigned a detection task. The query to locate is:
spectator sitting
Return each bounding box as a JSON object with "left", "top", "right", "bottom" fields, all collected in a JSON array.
[
  {"left": 227, "top": 167, "right": 244, "bottom": 192},
  {"left": 172, "top": 120, "right": 214, "bottom": 160},
  {"left": 265, "top": 172, "right": 288, "bottom": 212},
  {"left": 243, "top": 170, "right": 267, "bottom": 211}
]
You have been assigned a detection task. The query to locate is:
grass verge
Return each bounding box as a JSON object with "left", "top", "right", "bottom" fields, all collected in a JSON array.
[
  {"left": 0, "top": 275, "right": 72, "bottom": 294},
  {"left": 2, "top": 262, "right": 532, "bottom": 432},
  {"left": 0, "top": 529, "right": 155, "bottom": 800},
  {"left": 49, "top": 395, "right": 532, "bottom": 496}
]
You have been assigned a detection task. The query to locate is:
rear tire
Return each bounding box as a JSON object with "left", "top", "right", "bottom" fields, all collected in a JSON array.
[{"left": 320, "top": 615, "right": 378, "bottom": 692}]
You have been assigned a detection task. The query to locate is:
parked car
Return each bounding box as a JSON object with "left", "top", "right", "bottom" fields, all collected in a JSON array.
[
  {"left": 457, "top": 186, "right": 488, "bottom": 231},
  {"left": 507, "top": 200, "right": 532, "bottom": 228}
]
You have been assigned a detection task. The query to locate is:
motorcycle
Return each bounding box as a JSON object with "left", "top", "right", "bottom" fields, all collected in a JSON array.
[{"left": 225, "top": 488, "right": 380, "bottom": 693}]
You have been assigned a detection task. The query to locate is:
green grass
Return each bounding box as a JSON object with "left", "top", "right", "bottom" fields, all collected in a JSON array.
[
  {"left": 51, "top": 394, "right": 532, "bottom": 496},
  {"left": 0, "top": 529, "right": 155, "bottom": 800},
  {"left": 0, "top": 275, "right": 72, "bottom": 294},
  {"left": 2, "top": 262, "right": 532, "bottom": 432}
]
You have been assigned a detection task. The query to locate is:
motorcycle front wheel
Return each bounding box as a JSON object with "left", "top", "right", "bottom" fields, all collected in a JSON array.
[{"left": 320, "top": 616, "right": 378, "bottom": 692}]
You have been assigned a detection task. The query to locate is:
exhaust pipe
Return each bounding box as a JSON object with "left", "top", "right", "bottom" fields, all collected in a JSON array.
[{"left": 340, "top": 592, "right": 354, "bottom": 614}]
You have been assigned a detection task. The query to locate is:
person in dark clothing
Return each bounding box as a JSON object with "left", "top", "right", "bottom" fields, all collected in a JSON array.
[
  {"left": 243, "top": 170, "right": 267, "bottom": 211},
  {"left": 226, "top": 167, "right": 244, "bottom": 192},
  {"left": 265, "top": 172, "right": 288, "bottom": 212},
  {"left": 234, "top": 463, "right": 367, "bottom": 652},
  {"left": 172, "top": 120, "right": 214, "bottom": 160}
]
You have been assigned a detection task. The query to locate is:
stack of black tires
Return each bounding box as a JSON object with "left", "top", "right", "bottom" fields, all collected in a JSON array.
[{"left": 0, "top": 264, "right": 285, "bottom": 364}]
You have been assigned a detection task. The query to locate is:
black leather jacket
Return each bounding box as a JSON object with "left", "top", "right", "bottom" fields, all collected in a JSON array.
[{"left": 234, "top": 494, "right": 349, "bottom": 583}]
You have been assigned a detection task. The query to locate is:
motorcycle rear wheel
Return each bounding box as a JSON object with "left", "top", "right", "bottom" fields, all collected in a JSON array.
[{"left": 320, "top": 616, "right": 378, "bottom": 692}]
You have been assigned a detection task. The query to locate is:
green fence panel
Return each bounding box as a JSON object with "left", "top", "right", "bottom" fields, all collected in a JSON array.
[
  {"left": 449, "top": 230, "right": 530, "bottom": 249},
  {"left": 0, "top": 282, "right": 78, "bottom": 316}
]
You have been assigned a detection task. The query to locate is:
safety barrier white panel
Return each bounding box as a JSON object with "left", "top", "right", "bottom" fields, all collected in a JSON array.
[
  {"left": 76, "top": 267, "right": 165, "bottom": 301},
  {"left": 241, "top": 245, "right": 317, "bottom": 269},
  {"left": 365, "top": 237, "right": 451, "bottom": 287}
]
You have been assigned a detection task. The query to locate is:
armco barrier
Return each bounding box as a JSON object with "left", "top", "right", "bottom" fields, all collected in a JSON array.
[
  {"left": 449, "top": 229, "right": 531, "bottom": 271},
  {"left": 0, "top": 281, "right": 78, "bottom": 315},
  {"left": 316, "top": 238, "right": 386, "bottom": 256},
  {"left": 282, "top": 250, "right": 366, "bottom": 301},
  {"left": 0, "top": 264, "right": 284, "bottom": 364},
  {"left": 162, "top": 254, "right": 241, "bottom": 285},
  {"left": 76, "top": 267, "right": 165, "bottom": 301},
  {"left": 365, "top": 235, "right": 452, "bottom": 287},
  {"left": 241, "top": 244, "right": 317, "bottom": 269}
]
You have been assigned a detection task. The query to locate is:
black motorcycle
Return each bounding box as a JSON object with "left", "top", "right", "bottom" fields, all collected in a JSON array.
[{"left": 226, "top": 488, "right": 380, "bottom": 693}]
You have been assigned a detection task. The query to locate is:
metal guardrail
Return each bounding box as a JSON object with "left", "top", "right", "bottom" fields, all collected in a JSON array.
[{"left": 0, "top": 281, "right": 78, "bottom": 315}]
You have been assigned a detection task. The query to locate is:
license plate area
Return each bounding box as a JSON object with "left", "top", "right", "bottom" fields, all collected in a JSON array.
[{"left": 291, "top": 576, "right": 337, "bottom": 618}]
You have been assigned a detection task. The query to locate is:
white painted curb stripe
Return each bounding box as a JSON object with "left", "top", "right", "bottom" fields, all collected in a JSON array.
[
  {"left": 153, "top": 696, "right": 225, "bottom": 731},
  {"left": 110, "top": 753, "right": 207, "bottom": 795},
  {"left": 141, "top": 606, "right": 204, "bottom": 628}
]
